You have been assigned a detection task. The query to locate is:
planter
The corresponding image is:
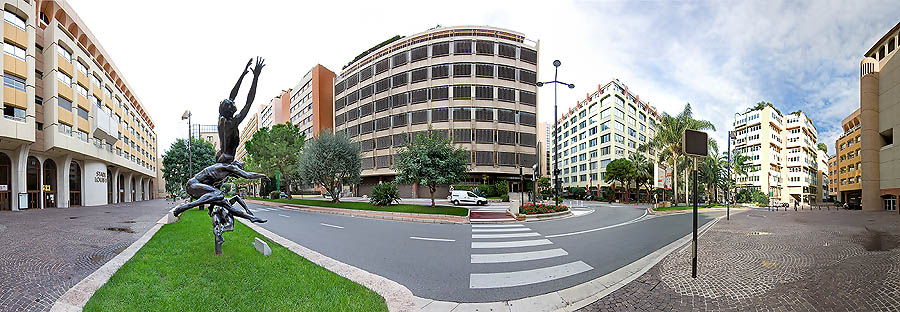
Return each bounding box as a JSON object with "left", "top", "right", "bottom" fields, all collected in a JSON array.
[{"left": 524, "top": 210, "right": 572, "bottom": 220}]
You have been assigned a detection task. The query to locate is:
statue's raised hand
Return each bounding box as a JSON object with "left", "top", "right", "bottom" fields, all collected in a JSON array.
[
  {"left": 252, "top": 57, "right": 265, "bottom": 76},
  {"left": 243, "top": 58, "right": 252, "bottom": 74}
]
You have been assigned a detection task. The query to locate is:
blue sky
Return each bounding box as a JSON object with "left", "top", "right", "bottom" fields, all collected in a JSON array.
[{"left": 67, "top": 0, "right": 900, "bottom": 154}]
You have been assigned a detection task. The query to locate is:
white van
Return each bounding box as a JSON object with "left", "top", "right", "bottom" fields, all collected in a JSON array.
[{"left": 449, "top": 190, "right": 487, "bottom": 206}]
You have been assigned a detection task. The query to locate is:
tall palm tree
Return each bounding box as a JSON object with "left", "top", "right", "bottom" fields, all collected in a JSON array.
[
  {"left": 649, "top": 103, "right": 715, "bottom": 204},
  {"left": 629, "top": 152, "right": 653, "bottom": 202}
]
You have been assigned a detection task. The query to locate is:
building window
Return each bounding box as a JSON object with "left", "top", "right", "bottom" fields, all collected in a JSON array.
[
  {"left": 392, "top": 52, "right": 408, "bottom": 68},
  {"left": 3, "top": 41, "right": 25, "bottom": 60},
  {"left": 4, "top": 74, "right": 25, "bottom": 91},
  {"left": 453, "top": 85, "right": 471, "bottom": 99},
  {"left": 475, "top": 64, "right": 494, "bottom": 78},
  {"left": 392, "top": 113, "right": 407, "bottom": 127},
  {"left": 431, "top": 86, "right": 449, "bottom": 101},
  {"left": 497, "top": 87, "right": 515, "bottom": 102},
  {"left": 452, "top": 129, "right": 472, "bottom": 142},
  {"left": 520, "top": 48, "right": 537, "bottom": 64},
  {"left": 453, "top": 107, "right": 471, "bottom": 121},
  {"left": 453, "top": 63, "right": 471, "bottom": 77},
  {"left": 411, "top": 46, "right": 428, "bottom": 62},
  {"left": 411, "top": 67, "right": 428, "bottom": 83},
  {"left": 431, "top": 64, "right": 449, "bottom": 79},
  {"left": 76, "top": 61, "right": 88, "bottom": 75},
  {"left": 57, "top": 45, "right": 72, "bottom": 62},
  {"left": 519, "top": 69, "right": 536, "bottom": 85},
  {"left": 498, "top": 109, "right": 516, "bottom": 123},
  {"left": 411, "top": 88, "right": 428, "bottom": 103},
  {"left": 77, "top": 106, "right": 88, "bottom": 120},
  {"left": 519, "top": 112, "right": 536, "bottom": 126},
  {"left": 392, "top": 92, "right": 409, "bottom": 107},
  {"left": 475, "top": 108, "right": 493, "bottom": 121},
  {"left": 4, "top": 10, "right": 26, "bottom": 30},
  {"left": 498, "top": 43, "right": 516, "bottom": 59},
  {"left": 59, "top": 123, "right": 73, "bottom": 136},
  {"left": 3, "top": 105, "right": 25, "bottom": 121},
  {"left": 519, "top": 90, "right": 536, "bottom": 106},
  {"left": 375, "top": 77, "right": 390, "bottom": 94},
  {"left": 90, "top": 74, "right": 101, "bottom": 87},
  {"left": 58, "top": 97, "right": 73, "bottom": 111},
  {"left": 431, "top": 108, "right": 449, "bottom": 122},
  {"left": 359, "top": 66, "right": 373, "bottom": 81},
  {"left": 474, "top": 85, "right": 493, "bottom": 100},
  {"left": 392, "top": 72, "right": 407, "bottom": 88},
  {"left": 454, "top": 41, "right": 472, "bottom": 54},
  {"left": 411, "top": 110, "right": 428, "bottom": 124},
  {"left": 498, "top": 65, "right": 516, "bottom": 80},
  {"left": 475, "top": 41, "right": 494, "bottom": 55},
  {"left": 375, "top": 58, "right": 390, "bottom": 74}
]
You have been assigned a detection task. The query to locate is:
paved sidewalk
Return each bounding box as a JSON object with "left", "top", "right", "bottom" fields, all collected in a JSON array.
[
  {"left": 0, "top": 199, "right": 174, "bottom": 312},
  {"left": 578, "top": 208, "right": 900, "bottom": 311}
]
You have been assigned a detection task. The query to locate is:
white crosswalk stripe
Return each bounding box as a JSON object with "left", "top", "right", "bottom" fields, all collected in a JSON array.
[
  {"left": 471, "top": 232, "right": 541, "bottom": 239},
  {"left": 471, "top": 224, "right": 524, "bottom": 228},
  {"left": 470, "top": 248, "right": 568, "bottom": 264},
  {"left": 469, "top": 261, "right": 593, "bottom": 289},
  {"left": 471, "top": 239, "right": 552, "bottom": 249},
  {"left": 471, "top": 228, "right": 532, "bottom": 233}
]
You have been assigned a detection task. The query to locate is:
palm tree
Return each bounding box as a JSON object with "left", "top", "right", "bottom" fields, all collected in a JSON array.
[
  {"left": 629, "top": 152, "right": 653, "bottom": 202},
  {"left": 649, "top": 103, "right": 715, "bottom": 204}
]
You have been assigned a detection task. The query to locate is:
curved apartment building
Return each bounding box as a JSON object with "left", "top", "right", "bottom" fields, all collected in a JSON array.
[
  {"left": 0, "top": 0, "right": 158, "bottom": 210},
  {"left": 333, "top": 26, "right": 540, "bottom": 197}
]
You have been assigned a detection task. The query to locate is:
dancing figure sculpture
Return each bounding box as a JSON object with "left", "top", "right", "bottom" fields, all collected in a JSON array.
[{"left": 172, "top": 57, "right": 268, "bottom": 255}]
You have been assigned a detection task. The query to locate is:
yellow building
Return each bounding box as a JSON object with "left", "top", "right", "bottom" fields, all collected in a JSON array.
[
  {"left": 835, "top": 109, "right": 861, "bottom": 207},
  {"left": 0, "top": 0, "right": 158, "bottom": 210}
]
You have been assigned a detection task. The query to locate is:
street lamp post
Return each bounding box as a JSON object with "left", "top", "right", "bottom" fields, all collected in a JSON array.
[
  {"left": 182, "top": 110, "right": 192, "bottom": 181},
  {"left": 537, "top": 60, "right": 575, "bottom": 207}
]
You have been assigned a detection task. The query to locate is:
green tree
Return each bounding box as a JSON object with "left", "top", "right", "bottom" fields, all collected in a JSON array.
[
  {"left": 394, "top": 130, "right": 470, "bottom": 208},
  {"left": 604, "top": 158, "right": 634, "bottom": 202},
  {"left": 649, "top": 103, "right": 715, "bottom": 204},
  {"left": 299, "top": 131, "right": 361, "bottom": 203},
  {"left": 817, "top": 142, "right": 828, "bottom": 154},
  {"left": 161, "top": 138, "right": 216, "bottom": 197},
  {"left": 245, "top": 123, "right": 306, "bottom": 193},
  {"left": 537, "top": 177, "right": 551, "bottom": 197},
  {"left": 628, "top": 152, "right": 653, "bottom": 202},
  {"left": 699, "top": 150, "right": 724, "bottom": 203}
]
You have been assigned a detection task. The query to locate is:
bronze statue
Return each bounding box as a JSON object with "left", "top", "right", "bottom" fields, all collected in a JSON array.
[{"left": 173, "top": 57, "right": 268, "bottom": 255}]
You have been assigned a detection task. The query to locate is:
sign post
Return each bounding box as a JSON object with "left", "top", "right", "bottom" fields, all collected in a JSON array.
[{"left": 683, "top": 129, "right": 708, "bottom": 279}]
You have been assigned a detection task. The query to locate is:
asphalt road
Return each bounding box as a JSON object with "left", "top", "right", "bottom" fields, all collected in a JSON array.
[{"left": 245, "top": 201, "right": 723, "bottom": 302}]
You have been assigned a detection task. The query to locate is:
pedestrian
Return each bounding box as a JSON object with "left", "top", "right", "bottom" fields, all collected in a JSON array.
[{"left": 794, "top": 200, "right": 798, "bottom": 211}]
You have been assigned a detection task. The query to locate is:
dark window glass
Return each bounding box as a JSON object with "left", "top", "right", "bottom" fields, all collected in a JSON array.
[
  {"left": 376, "top": 116, "right": 391, "bottom": 131},
  {"left": 431, "top": 108, "right": 449, "bottom": 122},
  {"left": 432, "top": 42, "right": 449, "bottom": 57},
  {"left": 359, "top": 102, "right": 373, "bottom": 117},
  {"left": 360, "top": 120, "right": 375, "bottom": 134},
  {"left": 498, "top": 43, "right": 516, "bottom": 59},
  {"left": 335, "top": 96, "right": 346, "bottom": 111},
  {"left": 475, "top": 64, "right": 494, "bottom": 78},
  {"left": 411, "top": 68, "right": 428, "bottom": 83},
  {"left": 520, "top": 48, "right": 537, "bottom": 64},
  {"left": 498, "top": 65, "right": 516, "bottom": 80},
  {"left": 376, "top": 136, "right": 391, "bottom": 149},
  {"left": 347, "top": 90, "right": 359, "bottom": 105},
  {"left": 453, "top": 63, "right": 471, "bottom": 77},
  {"left": 453, "top": 85, "right": 471, "bottom": 99},
  {"left": 392, "top": 92, "right": 409, "bottom": 107},
  {"left": 335, "top": 112, "right": 345, "bottom": 126},
  {"left": 475, "top": 129, "right": 494, "bottom": 143},
  {"left": 359, "top": 66, "right": 373, "bottom": 81},
  {"left": 453, "top": 129, "right": 472, "bottom": 142},
  {"left": 392, "top": 52, "right": 408, "bottom": 68},
  {"left": 375, "top": 155, "right": 391, "bottom": 168},
  {"left": 498, "top": 87, "right": 516, "bottom": 102},
  {"left": 360, "top": 139, "right": 374, "bottom": 152},
  {"left": 498, "top": 109, "right": 516, "bottom": 123},
  {"left": 392, "top": 133, "right": 408, "bottom": 146},
  {"left": 475, "top": 108, "right": 493, "bottom": 121},
  {"left": 411, "top": 88, "right": 429, "bottom": 103},
  {"left": 475, "top": 151, "right": 494, "bottom": 165},
  {"left": 392, "top": 72, "right": 408, "bottom": 88},
  {"left": 361, "top": 157, "right": 375, "bottom": 169},
  {"left": 519, "top": 112, "right": 536, "bottom": 126},
  {"left": 375, "top": 78, "right": 390, "bottom": 94},
  {"left": 392, "top": 113, "right": 407, "bottom": 127},
  {"left": 375, "top": 58, "right": 390, "bottom": 74},
  {"left": 411, "top": 46, "right": 428, "bottom": 62},
  {"left": 498, "top": 152, "right": 516, "bottom": 166},
  {"left": 519, "top": 90, "right": 536, "bottom": 106},
  {"left": 454, "top": 41, "right": 472, "bottom": 54},
  {"left": 431, "top": 86, "right": 449, "bottom": 101},
  {"left": 77, "top": 106, "right": 88, "bottom": 120},
  {"left": 518, "top": 153, "right": 537, "bottom": 167},
  {"left": 453, "top": 107, "right": 471, "bottom": 121},
  {"left": 519, "top": 133, "right": 536, "bottom": 147},
  {"left": 335, "top": 80, "right": 346, "bottom": 94},
  {"left": 475, "top": 40, "right": 494, "bottom": 55},
  {"left": 498, "top": 130, "right": 516, "bottom": 145},
  {"left": 431, "top": 64, "right": 449, "bottom": 79},
  {"left": 359, "top": 84, "right": 374, "bottom": 100},
  {"left": 411, "top": 110, "right": 428, "bottom": 124},
  {"left": 348, "top": 125, "right": 359, "bottom": 137},
  {"left": 474, "top": 85, "right": 493, "bottom": 100},
  {"left": 375, "top": 97, "right": 390, "bottom": 112},
  {"left": 346, "top": 74, "right": 358, "bottom": 88},
  {"left": 519, "top": 69, "right": 536, "bottom": 85},
  {"left": 347, "top": 108, "right": 359, "bottom": 121}
]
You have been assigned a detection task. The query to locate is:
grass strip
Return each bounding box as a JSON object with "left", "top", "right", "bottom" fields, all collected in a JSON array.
[{"left": 250, "top": 197, "right": 469, "bottom": 217}]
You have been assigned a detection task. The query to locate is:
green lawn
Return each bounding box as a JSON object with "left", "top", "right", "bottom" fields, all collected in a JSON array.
[
  {"left": 654, "top": 204, "right": 729, "bottom": 211},
  {"left": 249, "top": 197, "right": 469, "bottom": 217},
  {"left": 84, "top": 209, "right": 388, "bottom": 312}
]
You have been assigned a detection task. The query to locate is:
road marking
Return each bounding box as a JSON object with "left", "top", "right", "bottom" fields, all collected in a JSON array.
[
  {"left": 472, "top": 232, "right": 541, "bottom": 239},
  {"left": 471, "top": 228, "right": 532, "bottom": 233},
  {"left": 469, "top": 261, "right": 593, "bottom": 288},
  {"left": 471, "top": 239, "right": 552, "bottom": 249},
  {"left": 470, "top": 218, "right": 516, "bottom": 222},
  {"left": 471, "top": 224, "right": 524, "bottom": 228},
  {"left": 319, "top": 223, "right": 344, "bottom": 229},
  {"left": 278, "top": 214, "right": 290, "bottom": 218},
  {"left": 471, "top": 248, "right": 568, "bottom": 263},
  {"left": 410, "top": 236, "right": 456, "bottom": 242},
  {"left": 544, "top": 209, "right": 648, "bottom": 238}
]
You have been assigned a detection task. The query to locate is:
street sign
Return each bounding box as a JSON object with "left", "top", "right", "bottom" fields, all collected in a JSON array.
[{"left": 683, "top": 129, "right": 708, "bottom": 157}]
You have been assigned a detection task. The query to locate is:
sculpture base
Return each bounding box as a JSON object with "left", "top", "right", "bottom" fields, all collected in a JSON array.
[{"left": 215, "top": 241, "right": 223, "bottom": 255}]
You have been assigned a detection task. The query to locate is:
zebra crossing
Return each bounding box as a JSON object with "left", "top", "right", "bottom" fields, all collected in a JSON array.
[
  {"left": 469, "top": 223, "right": 593, "bottom": 289},
  {"left": 249, "top": 207, "right": 281, "bottom": 213}
]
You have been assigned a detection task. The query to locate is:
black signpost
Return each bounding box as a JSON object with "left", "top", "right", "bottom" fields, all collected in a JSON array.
[{"left": 683, "top": 129, "right": 708, "bottom": 278}]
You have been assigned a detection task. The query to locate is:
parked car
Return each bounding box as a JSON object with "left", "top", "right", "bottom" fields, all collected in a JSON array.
[
  {"left": 279, "top": 192, "right": 290, "bottom": 199},
  {"left": 449, "top": 190, "right": 487, "bottom": 206}
]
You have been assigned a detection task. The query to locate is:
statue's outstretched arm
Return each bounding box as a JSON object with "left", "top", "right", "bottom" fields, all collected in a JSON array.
[
  {"left": 235, "top": 57, "right": 265, "bottom": 123},
  {"left": 227, "top": 164, "right": 266, "bottom": 180},
  {"left": 229, "top": 59, "right": 252, "bottom": 101}
]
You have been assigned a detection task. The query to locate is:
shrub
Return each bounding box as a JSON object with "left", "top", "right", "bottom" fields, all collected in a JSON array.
[
  {"left": 568, "top": 187, "right": 586, "bottom": 199},
  {"left": 752, "top": 190, "right": 768, "bottom": 207},
  {"left": 495, "top": 180, "right": 509, "bottom": 198},
  {"left": 519, "top": 203, "right": 569, "bottom": 215},
  {"left": 369, "top": 182, "right": 401, "bottom": 206},
  {"left": 500, "top": 194, "right": 509, "bottom": 202},
  {"left": 269, "top": 190, "right": 280, "bottom": 199}
]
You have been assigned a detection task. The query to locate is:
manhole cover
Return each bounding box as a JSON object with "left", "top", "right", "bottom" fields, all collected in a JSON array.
[{"left": 748, "top": 231, "right": 772, "bottom": 236}]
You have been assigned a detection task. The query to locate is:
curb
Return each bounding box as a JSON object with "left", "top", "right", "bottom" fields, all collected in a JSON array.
[
  {"left": 238, "top": 219, "right": 416, "bottom": 312},
  {"left": 524, "top": 210, "right": 573, "bottom": 221},
  {"left": 49, "top": 214, "right": 170, "bottom": 312},
  {"left": 247, "top": 200, "right": 468, "bottom": 224},
  {"left": 413, "top": 215, "right": 724, "bottom": 312}
]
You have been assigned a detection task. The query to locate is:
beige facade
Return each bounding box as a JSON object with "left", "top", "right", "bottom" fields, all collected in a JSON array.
[
  {"left": 732, "top": 104, "right": 825, "bottom": 204},
  {"left": 835, "top": 109, "right": 862, "bottom": 206},
  {"left": 235, "top": 112, "right": 258, "bottom": 162},
  {"left": 191, "top": 124, "right": 219, "bottom": 151},
  {"left": 859, "top": 20, "right": 900, "bottom": 212},
  {"left": 332, "top": 26, "right": 540, "bottom": 198},
  {"left": 0, "top": 0, "right": 158, "bottom": 210},
  {"left": 555, "top": 79, "right": 662, "bottom": 199}
]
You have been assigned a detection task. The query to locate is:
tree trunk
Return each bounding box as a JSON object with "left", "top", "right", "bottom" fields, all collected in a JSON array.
[
  {"left": 429, "top": 185, "right": 436, "bottom": 208},
  {"left": 671, "top": 151, "right": 678, "bottom": 204}
]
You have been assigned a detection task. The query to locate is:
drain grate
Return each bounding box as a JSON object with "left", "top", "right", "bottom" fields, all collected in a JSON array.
[{"left": 747, "top": 231, "right": 772, "bottom": 236}]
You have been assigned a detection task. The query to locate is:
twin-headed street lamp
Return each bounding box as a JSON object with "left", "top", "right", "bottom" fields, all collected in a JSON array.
[{"left": 537, "top": 60, "right": 575, "bottom": 206}]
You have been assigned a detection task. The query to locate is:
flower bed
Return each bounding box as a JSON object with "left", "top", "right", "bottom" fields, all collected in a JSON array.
[{"left": 520, "top": 203, "right": 569, "bottom": 215}]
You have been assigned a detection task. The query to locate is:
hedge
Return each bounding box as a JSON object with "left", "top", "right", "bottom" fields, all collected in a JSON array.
[{"left": 519, "top": 203, "right": 569, "bottom": 215}]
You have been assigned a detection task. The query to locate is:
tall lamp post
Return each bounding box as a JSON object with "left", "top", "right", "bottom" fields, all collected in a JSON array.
[
  {"left": 182, "top": 110, "right": 192, "bottom": 181},
  {"left": 537, "top": 60, "right": 575, "bottom": 206},
  {"left": 727, "top": 112, "right": 741, "bottom": 220}
]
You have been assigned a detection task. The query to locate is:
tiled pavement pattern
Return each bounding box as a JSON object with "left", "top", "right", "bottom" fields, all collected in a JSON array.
[
  {"left": 0, "top": 199, "right": 173, "bottom": 312},
  {"left": 579, "top": 209, "right": 900, "bottom": 311}
]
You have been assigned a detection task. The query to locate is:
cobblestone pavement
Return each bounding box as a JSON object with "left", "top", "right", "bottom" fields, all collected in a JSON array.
[
  {"left": 579, "top": 208, "right": 900, "bottom": 312},
  {"left": 0, "top": 199, "right": 174, "bottom": 312}
]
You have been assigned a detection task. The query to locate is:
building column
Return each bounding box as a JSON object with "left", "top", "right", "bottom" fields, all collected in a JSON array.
[
  {"left": 860, "top": 63, "right": 881, "bottom": 212},
  {"left": 111, "top": 168, "right": 120, "bottom": 204},
  {"left": 125, "top": 172, "right": 134, "bottom": 202},
  {"left": 56, "top": 155, "right": 73, "bottom": 208},
  {"left": 11, "top": 144, "right": 30, "bottom": 211}
]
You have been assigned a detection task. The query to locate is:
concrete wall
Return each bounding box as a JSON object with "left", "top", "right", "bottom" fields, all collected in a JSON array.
[
  {"left": 879, "top": 51, "right": 900, "bottom": 191},
  {"left": 81, "top": 160, "right": 107, "bottom": 206}
]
